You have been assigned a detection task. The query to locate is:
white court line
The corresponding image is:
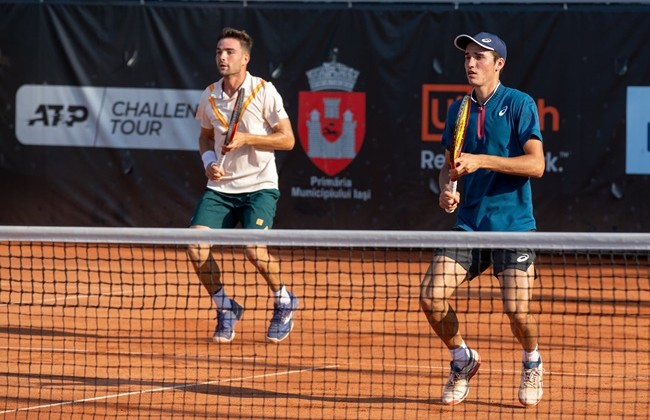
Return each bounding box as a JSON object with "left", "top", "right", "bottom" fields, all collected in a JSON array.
[
  {"left": 2, "top": 354, "right": 648, "bottom": 415},
  {"left": 0, "top": 284, "right": 145, "bottom": 306},
  {"left": 0, "top": 364, "right": 339, "bottom": 415},
  {"left": 0, "top": 345, "right": 257, "bottom": 362},
  {"left": 2, "top": 343, "right": 648, "bottom": 381},
  {"left": 0, "top": 293, "right": 92, "bottom": 306}
]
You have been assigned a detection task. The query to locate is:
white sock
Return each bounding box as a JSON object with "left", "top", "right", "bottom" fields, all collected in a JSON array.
[
  {"left": 273, "top": 285, "right": 291, "bottom": 305},
  {"left": 212, "top": 287, "right": 231, "bottom": 309},
  {"left": 450, "top": 341, "right": 470, "bottom": 366},
  {"left": 523, "top": 345, "right": 540, "bottom": 363}
]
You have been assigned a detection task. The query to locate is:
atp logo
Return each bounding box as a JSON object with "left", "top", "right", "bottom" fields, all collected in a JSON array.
[
  {"left": 298, "top": 50, "right": 365, "bottom": 176},
  {"left": 28, "top": 104, "right": 89, "bottom": 127}
]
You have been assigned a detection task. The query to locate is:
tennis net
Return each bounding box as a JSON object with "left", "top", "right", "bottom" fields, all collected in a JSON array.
[{"left": 1, "top": 227, "right": 648, "bottom": 419}]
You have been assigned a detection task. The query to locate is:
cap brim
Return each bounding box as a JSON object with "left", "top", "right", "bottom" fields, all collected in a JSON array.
[
  {"left": 454, "top": 34, "right": 496, "bottom": 53},
  {"left": 454, "top": 34, "right": 476, "bottom": 52}
]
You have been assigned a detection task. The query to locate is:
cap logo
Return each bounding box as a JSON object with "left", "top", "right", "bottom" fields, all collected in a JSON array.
[{"left": 481, "top": 38, "right": 492, "bottom": 43}]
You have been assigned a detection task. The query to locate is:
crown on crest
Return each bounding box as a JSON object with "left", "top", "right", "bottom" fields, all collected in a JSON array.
[{"left": 306, "top": 48, "right": 359, "bottom": 92}]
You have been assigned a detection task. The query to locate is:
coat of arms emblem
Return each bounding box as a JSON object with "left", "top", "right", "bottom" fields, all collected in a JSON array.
[{"left": 298, "top": 49, "right": 366, "bottom": 176}]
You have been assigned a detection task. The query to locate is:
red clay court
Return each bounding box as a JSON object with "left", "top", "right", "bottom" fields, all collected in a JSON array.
[{"left": 1, "top": 229, "right": 648, "bottom": 419}]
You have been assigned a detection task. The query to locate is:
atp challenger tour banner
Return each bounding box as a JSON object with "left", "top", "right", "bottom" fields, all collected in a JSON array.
[
  {"left": 1, "top": 2, "right": 649, "bottom": 231},
  {"left": 16, "top": 85, "right": 202, "bottom": 150}
]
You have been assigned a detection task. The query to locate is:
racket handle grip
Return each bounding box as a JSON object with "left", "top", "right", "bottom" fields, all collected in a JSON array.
[
  {"left": 216, "top": 153, "right": 226, "bottom": 171},
  {"left": 445, "top": 180, "right": 458, "bottom": 213}
]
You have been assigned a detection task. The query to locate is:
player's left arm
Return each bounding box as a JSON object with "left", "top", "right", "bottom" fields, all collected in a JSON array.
[
  {"left": 454, "top": 137, "right": 544, "bottom": 179},
  {"left": 225, "top": 118, "right": 295, "bottom": 152}
]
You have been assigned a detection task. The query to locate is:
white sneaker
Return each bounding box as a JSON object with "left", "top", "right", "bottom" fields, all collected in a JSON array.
[
  {"left": 441, "top": 348, "right": 481, "bottom": 405},
  {"left": 519, "top": 359, "right": 544, "bottom": 407}
]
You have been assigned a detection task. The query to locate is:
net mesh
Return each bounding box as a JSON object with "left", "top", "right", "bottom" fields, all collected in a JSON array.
[{"left": 1, "top": 227, "right": 648, "bottom": 418}]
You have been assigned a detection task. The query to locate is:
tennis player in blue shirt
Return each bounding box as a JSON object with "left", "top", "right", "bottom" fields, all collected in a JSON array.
[{"left": 419, "top": 32, "right": 545, "bottom": 407}]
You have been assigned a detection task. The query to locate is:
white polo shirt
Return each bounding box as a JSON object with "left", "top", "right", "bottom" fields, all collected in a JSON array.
[{"left": 196, "top": 72, "right": 289, "bottom": 194}]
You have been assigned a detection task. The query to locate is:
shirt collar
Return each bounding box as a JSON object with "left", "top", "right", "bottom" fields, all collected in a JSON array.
[
  {"left": 217, "top": 72, "right": 250, "bottom": 100},
  {"left": 471, "top": 82, "right": 501, "bottom": 107}
]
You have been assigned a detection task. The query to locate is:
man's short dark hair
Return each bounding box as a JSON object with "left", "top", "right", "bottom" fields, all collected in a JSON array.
[{"left": 218, "top": 27, "right": 253, "bottom": 53}]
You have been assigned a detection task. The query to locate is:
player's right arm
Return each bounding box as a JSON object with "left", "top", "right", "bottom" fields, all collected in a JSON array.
[
  {"left": 438, "top": 149, "right": 460, "bottom": 213},
  {"left": 453, "top": 137, "right": 544, "bottom": 179},
  {"left": 198, "top": 127, "right": 223, "bottom": 181}
]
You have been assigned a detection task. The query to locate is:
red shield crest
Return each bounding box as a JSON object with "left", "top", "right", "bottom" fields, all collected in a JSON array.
[{"left": 298, "top": 91, "right": 366, "bottom": 176}]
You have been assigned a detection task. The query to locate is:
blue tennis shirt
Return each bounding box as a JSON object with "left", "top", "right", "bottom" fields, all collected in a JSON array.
[{"left": 441, "top": 84, "right": 543, "bottom": 232}]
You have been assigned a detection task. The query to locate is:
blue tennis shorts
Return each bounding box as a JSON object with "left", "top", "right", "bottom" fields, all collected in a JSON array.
[{"left": 189, "top": 188, "right": 280, "bottom": 229}]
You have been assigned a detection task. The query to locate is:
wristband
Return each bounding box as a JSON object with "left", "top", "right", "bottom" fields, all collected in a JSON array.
[{"left": 201, "top": 150, "right": 218, "bottom": 169}]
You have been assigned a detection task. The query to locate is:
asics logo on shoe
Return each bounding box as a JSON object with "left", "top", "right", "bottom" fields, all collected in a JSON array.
[
  {"left": 267, "top": 293, "right": 299, "bottom": 343},
  {"left": 517, "top": 254, "right": 530, "bottom": 263},
  {"left": 498, "top": 106, "right": 508, "bottom": 117},
  {"left": 282, "top": 313, "right": 293, "bottom": 324}
]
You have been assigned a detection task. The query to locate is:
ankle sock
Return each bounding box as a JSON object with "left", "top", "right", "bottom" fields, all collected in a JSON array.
[
  {"left": 523, "top": 346, "right": 541, "bottom": 365},
  {"left": 273, "top": 285, "right": 291, "bottom": 305},
  {"left": 450, "top": 342, "right": 470, "bottom": 367},
  {"left": 212, "top": 287, "right": 232, "bottom": 309}
]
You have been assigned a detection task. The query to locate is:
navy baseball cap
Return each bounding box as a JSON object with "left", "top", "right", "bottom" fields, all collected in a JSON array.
[{"left": 454, "top": 32, "right": 507, "bottom": 60}]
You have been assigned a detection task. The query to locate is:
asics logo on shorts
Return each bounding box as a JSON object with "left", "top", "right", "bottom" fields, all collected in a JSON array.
[
  {"left": 517, "top": 254, "right": 530, "bottom": 263},
  {"left": 499, "top": 106, "right": 508, "bottom": 117}
]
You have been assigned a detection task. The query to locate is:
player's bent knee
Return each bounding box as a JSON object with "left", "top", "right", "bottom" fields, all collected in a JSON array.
[
  {"left": 420, "top": 296, "right": 447, "bottom": 321},
  {"left": 244, "top": 245, "right": 270, "bottom": 264},
  {"left": 419, "top": 287, "right": 433, "bottom": 310},
  {"left": 419, "top": 296, "right": 431, "bottom": 312},
  {"left": 504, "top": 310, "right": 530, "bottom": 326},
  {"left": 243, "top": 246, "right": 257, "bottom": 262},
  {"left": 187, "top": 244, "right": 209, "bottom": 265},
  {"left": 186, "top": 244, "right": 200, "bottom": 261}
]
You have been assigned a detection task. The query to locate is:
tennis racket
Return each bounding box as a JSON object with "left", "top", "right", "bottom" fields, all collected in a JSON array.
[
  {"left": 216, "top": 87, "right": 246, "bottom": 171},
  {"left": 446, "top": 94, "right": 471, "bottom": 213}
]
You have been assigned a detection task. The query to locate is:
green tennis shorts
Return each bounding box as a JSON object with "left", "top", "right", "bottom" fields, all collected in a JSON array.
[{"left": 189, "top": 188, "right": 280, "bottom": 230}]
